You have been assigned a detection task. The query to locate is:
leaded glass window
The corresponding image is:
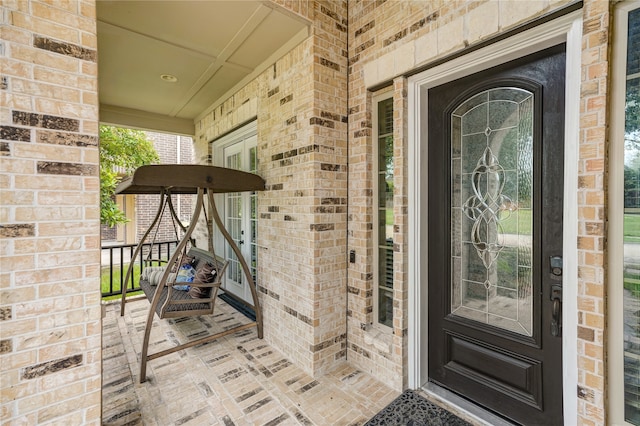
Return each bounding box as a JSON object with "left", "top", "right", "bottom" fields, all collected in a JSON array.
[{"left": 451, "top": 87, "right": 534, "bottom": 336}]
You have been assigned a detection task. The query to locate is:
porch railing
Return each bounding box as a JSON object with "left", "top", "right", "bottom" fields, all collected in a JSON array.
[{"left": 101, "top": 240, "right": 179, "bottom": 298}]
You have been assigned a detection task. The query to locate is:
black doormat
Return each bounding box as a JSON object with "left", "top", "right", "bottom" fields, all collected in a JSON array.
[
  {"left": 218, "top": 292, "right": 256, "bottom": 321},
  {"left": 365, "top": 389, "right": 472, "bottom": 426}
]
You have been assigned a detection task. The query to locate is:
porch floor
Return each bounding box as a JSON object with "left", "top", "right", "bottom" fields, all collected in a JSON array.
[{"left": 101, "top": 297, "right": 400, "bottom": 425}]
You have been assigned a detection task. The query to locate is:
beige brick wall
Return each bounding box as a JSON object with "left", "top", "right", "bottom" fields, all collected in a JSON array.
[
  {"left": 1, "top": 1, "right": 102, "bottom": 424},
  {"left": 576, "top": 1, "right": 610, "bottom": 424},
  {"left": 195, "top": 0, "right": 349, "bottom": 377}
]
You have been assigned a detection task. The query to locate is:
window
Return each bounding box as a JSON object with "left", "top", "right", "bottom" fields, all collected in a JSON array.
[
  {"left": 374, "top": 93, "right": 394, "bottom": 328},
  {"left": 611, "top": 3, "right": 640, "bottom": 425}
]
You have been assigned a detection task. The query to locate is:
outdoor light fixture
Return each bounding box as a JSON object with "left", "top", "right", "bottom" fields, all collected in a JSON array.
[{"left": 160, "top": 74, "right": 178, "bottom": 83}]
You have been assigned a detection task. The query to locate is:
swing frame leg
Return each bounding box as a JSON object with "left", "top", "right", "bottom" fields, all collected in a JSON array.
[{"left": 120, "top": 192, "right": 167, "bottom": 317}]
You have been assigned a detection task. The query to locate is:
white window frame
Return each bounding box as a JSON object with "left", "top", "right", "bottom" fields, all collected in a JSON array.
[
  {"left": 373, "top": 89, "right": 394, "bottom": 330},
  {"left": 609, "top": 2, "right": 640, "bottom": 424}
]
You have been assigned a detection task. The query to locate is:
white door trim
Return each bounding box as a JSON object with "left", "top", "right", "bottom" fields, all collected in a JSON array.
[
  {"left": 210, "top": 121, "right": 258, "bottom": 302},
  {"left": 407, "top": 11, "right": 582, "bottom": 422},
  {"left": 608, "top": 2, "right": 639, "bottom": 424}
]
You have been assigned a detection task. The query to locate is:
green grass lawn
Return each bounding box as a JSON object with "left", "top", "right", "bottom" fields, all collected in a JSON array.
[
  {"left": 101, "top": 264, "right": 143, "bottom": 301},
  {"left": 496, "top": 212, "right": 640, "bottom": 242},
  {"left": 499, "top": 209, "right": 532, "bottom": 235},
  {"left": 625, "top": 277, "right": 640, "bottom": 297},
  {"left": 625, "top": 213, "right": 640, "bottom": 243}
]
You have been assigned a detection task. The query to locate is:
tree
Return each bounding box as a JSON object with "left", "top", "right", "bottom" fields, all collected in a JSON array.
[
  {"left": 100, "top": 125, "right": 159, "bottom": 226},
  {"left": 625, "top": 81, "right": 640, "bottom": 208}
]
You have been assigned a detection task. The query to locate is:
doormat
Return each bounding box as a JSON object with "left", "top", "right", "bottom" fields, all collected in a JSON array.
[
  {"left": 218, "top": 292, "right": 256, "bottom": 321},
  {"left": 365, "top": 389, "right": 472, "bottom": 426}
]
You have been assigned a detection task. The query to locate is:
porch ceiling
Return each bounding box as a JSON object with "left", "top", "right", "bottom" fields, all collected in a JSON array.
[{"left": 96, "top": 1, "right": 310, "bottom": 135}]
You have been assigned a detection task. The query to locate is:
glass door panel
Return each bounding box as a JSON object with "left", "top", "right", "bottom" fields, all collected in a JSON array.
[
  {"left": 451, "top": 87, "right": 534, "bottom": 336},
  {"left": 222, "top": 134, "right": 258, "bottom": 303}
]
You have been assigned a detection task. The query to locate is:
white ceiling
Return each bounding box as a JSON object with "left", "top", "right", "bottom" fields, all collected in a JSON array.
[{"left": 97, "top": 1, "right": 310, "bottom": 135}]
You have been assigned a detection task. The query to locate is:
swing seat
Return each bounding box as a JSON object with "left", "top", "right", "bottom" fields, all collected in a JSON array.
[{"left": 139, "top": 247, "right": 229, "bottom": 319}]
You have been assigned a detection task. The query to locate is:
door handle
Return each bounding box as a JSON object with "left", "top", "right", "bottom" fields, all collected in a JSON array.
[
  {"left": 549, "top": 255, "right": 562, "bottom": 337},
  {"left": 551, "top": 295, "right": 561, "bottom": 337}
]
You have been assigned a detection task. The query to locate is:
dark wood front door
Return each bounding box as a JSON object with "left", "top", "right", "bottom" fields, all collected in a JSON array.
[{"left": 427, "top": 44, "right": 565, "bottom": 425}]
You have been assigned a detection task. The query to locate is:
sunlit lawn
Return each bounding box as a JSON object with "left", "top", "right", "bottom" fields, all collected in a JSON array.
[
  {"left": 499, "top": 209, "right": 532, "bottom": 235},
  {"left": 496, "top": 211, "right": 640, "bottom": 243},
  {"left": 625, "top": 213, "right": 640, "bottom": 243},
  {"left": 101, "top": 264, "right": 143, "bottom": 301}
]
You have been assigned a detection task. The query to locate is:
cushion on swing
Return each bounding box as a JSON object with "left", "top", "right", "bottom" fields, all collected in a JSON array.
[
  {"left": 141, "top": 266, "right": 176, "bottom": 287},
  {"left": 170, "top": 254, "right": 196, "bottom": 272},
  {"left": 188, "top": 262, "right": 218, "bottom": 298},
  {"left": 195, "top": 262, "right": 217, "bottom": 283}
]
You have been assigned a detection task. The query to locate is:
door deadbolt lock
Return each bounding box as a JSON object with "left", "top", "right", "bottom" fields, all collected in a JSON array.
[{"left": 550, "top": 255, "right": 563, "bottom": 276}]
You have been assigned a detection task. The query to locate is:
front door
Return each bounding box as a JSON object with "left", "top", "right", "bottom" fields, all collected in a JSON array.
[
  {"left": 427, "top": 45, "right": 565, "bottom": 425},
  {"left": 222, "top": 135, "right": 258, "bottom": 303}
]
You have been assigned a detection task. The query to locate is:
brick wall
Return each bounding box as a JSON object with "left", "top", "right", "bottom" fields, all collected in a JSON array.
[
  {"left": 0, "top": 1, "right": 102, "bottom": 424},
  {"left": 135, "top": 132, "right": 194, "bottom": 243},
  {"left": 195, "top": 0, "right": 349, "bottom": 377},
  {"left": 576, "top": 1, "right": 610, "bottom": 424}
]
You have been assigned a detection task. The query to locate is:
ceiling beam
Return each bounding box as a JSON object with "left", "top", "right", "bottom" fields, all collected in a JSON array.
[
  {"left": 169, "top": 4, "right": 272, "bottom": 117},
  {"left": 100, "top": 104, "right": 195, "bottom": 136}
]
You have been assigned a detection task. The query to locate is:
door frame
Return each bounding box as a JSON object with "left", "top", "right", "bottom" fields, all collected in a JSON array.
[
  {"left": 210, "top": 120, "right": 258, "bottom": 302},
  {"left": 407, "top": 11, "right": 582, "bottom": 421}
]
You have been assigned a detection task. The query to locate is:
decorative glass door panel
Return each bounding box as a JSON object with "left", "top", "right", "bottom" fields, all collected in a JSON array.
[{"left": 451, "top": 87, "right": 534, "bottom": 336}]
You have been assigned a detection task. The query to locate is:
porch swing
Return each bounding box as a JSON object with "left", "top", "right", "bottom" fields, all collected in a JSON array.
[{"left": 116, "top": 164, "right": 265, "bottom": 383}]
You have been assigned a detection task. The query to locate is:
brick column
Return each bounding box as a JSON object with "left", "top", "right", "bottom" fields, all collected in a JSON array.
[
  {"left": 576, "top": 1, "right": 610, "bottom": 424},
  {"left": 1, "top": 1, "right": 102, "bottom": 423}
]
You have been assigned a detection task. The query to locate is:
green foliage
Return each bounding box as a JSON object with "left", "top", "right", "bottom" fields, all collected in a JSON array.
[
  {"left": 100, "top": 125, "right": 159, "bottom": 226},
  {"left": 626, "top": 81, "right": 640, "bottom": 136}
]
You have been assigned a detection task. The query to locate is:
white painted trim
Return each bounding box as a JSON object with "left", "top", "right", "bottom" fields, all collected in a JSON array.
[
  {"left": 210, "top": 121, "right": 258, "bottom": 302},
  {"left": 562, "top": 16, "right": 582, "bottom": 423},
  {"left": 210, "top": 120, "right": 258, "bottom": 161},
  {"left": 372, "top": 89, "right": 394, "bottom": 331},
  {"left": 608, "top": 2, "right": 638, "bottom": 425},
  {"left": 406, "top": 10, "right": 582, "bottom": 423}
]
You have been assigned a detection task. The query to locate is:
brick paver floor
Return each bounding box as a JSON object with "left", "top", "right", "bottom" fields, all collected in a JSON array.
[{"left": 102, "top": 297, "right": 399, "bottom": 425}]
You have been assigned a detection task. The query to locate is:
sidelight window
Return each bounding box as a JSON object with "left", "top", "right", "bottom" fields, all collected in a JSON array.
[
  {"left": 374, "top": 93, "right": 394, "bottom": 328},
  {"left": 611, "top": 3, "right": 640, "bottom": 425}
]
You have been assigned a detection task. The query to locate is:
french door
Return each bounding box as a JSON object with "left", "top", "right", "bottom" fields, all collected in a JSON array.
[
  {"left": 427, "top": 45, "right": 566, "bottom": 425},
  {"left": 218, "top": 132, "right": 258, "bottom": 303}
]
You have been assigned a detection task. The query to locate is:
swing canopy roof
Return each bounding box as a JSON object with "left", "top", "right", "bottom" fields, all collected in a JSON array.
[{"left": 115, "top": 164, "right": 266, "bottom": 195}]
